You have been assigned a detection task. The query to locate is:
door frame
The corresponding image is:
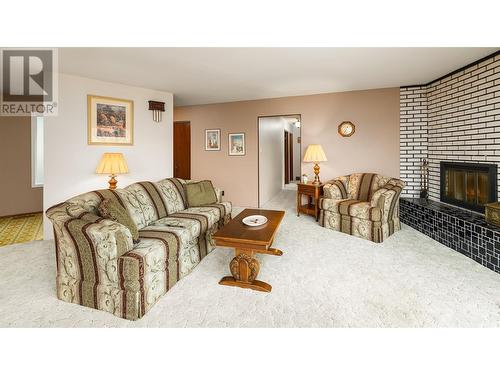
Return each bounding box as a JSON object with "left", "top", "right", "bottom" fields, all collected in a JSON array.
[
  {"left": 257, "top": 114, "right": 301, "bottom": 207},
  {"left": 289, "top": 131, "right": 294, "bottom": 181},
  {"left": 284, "top": 130, "right": 291, "bottom": 185}
]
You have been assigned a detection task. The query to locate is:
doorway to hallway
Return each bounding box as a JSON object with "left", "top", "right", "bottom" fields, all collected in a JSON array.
[{"left": 257, "top": 114, "right": 301, "bottom": 207}]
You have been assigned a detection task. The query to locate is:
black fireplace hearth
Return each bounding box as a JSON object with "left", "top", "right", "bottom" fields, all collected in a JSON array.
[
  {"left": 400, "top": 198, "right": 500, "bottom": 275},
  {"left": 440, "top": 162, "right": 497, "bottom": 213}
]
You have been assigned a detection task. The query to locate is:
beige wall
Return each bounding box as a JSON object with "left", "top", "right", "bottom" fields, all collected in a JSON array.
[
  {"left": 43, "top": 74, "right": 173, "bottom": 239},
  {"left": 174, "top": 87, "right": 400, "bottom": 207},
  {"left": 0, "top": 116, "right": 43, "bottom": 216}
]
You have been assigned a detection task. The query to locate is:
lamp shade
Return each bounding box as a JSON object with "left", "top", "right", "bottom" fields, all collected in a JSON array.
[
  {"left": 303, "top": 144, "right": 327, "bottom": 163},
  {"left": 96, "top": 153, "right": 129, "bottom": 175}
]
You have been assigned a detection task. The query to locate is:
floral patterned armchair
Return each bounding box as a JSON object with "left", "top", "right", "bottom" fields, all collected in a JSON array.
[{"left": 319, "top": 173, "right": 405, "bottom": 243}]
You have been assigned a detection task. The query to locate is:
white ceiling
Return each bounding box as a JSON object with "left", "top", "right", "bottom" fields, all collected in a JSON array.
[{"left": 59, "top": 48, "right": 498, "bottom": 106}]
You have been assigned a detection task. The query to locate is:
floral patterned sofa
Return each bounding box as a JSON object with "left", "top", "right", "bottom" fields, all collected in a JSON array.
[
  {"left": 319, "top": 173, "right": 405, "bottom": 243},
  {"left": 46, "top": 178, "right": 231, "bottom": 320}
]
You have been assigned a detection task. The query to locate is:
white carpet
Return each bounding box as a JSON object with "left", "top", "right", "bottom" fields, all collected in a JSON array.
[{"left": 1, "top": 190, "right": 500, "bottom": 327}]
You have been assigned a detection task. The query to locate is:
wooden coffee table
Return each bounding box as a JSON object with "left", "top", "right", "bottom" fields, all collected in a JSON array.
[{"left": 213, "top": 208, "right": 285, "bottom": 293}]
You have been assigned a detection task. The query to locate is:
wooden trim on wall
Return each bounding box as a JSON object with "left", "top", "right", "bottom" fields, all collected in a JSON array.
[{"left": 0, "top": 211, "right": 42, "bottom": 219}]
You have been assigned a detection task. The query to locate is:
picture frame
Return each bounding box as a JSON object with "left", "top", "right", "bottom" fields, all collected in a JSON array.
[
  {"left": 205, "top": 129, "right": 221, "bottom": 151},
  {"left": 88, "top": 95, "right": 134, "bottom": 145},
  {"left": 228, "top": 132, "right": 246, "bottom": 156}
]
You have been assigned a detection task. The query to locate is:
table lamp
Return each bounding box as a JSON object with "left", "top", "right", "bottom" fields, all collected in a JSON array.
[
  {"left": 96, "top": 153, "right": 129, "bottom": 190},
  {"left": 303, "top": 144, "right": 327, "bottom": 184}
]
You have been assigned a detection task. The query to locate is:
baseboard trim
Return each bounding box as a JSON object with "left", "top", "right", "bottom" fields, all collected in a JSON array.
[{"left": 0, "top": 211, "right": 43, "bottom": 219}]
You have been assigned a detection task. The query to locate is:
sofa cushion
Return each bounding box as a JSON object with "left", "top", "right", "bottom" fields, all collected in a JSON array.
[
  {"left": 347, "top": 173, "right": 390, "bottom": 201},
  {"left": 110, "top": 188, "right": 150, "bottom": 230},
  {"left": 338, "top": 200, "right": 382, "bottom": 221},
  {"left": 183, "top": 202, "right": 232, "bottom": 227},
  {"left": 323, "top": 179, "right": 348, "bottom": 199},
  {"left": 146, "top": 217, "right": 201, "bottom": 243},
  {"left": 319, "top": 197, "right": 352, "bottom": 212},
  {"left": 122, "top": 183, "right": 160, "bottom": 227},
  {"left": 99, "top": 198, "right": 140, "bottom": 243},
  {"left": 180, "top": 206, "right": 221, "bottom": 226},
  {"left": 155, "top": 178, "right": 187, "bottom": 214},
  {"left": 323, "top": 176, "right": 349, "bottom": 199},
  {"left": 184, "top": 180, "right": 217, "bottom": 207},
  {"left": 348, "top": 173, "right": 375, "bottom": 201},
  {"left": 320, "top": 198, "right": 381, "bottom": 221},
  {"left": 140, "top": 219, "right": 207, "bottom": 272}
]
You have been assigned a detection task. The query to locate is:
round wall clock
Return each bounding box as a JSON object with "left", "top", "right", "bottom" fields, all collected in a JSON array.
[{"left": 338, "top": 121, "right": 356, "bottom": 137}]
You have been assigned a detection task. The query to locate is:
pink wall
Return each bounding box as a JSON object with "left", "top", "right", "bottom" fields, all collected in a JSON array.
[
  {"left": 174, "top": 87, "right": 400, "bottom": 207},
  {"left": 0, "top": 116, "right": 43, "bottom": 216}
]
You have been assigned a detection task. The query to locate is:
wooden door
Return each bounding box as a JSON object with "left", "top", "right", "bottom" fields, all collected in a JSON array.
[
  {"left": 173, "top": 121, "right": 191, "bottom": 179},
  {"left": 284, "top": 130, "right": 290, "bottom": 184}
]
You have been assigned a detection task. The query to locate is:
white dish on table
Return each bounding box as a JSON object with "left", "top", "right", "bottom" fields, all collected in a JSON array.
[{"left": 242, "top": 215, "right": 268, "bottom": 227}]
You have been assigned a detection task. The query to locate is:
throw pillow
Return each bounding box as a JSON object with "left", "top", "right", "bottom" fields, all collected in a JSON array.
[
  {"left": 184, "top": 180, "right": 218, "bottom": 207},
  {"left": 98, "top": 198, "right": 140, "bottom": 244}
]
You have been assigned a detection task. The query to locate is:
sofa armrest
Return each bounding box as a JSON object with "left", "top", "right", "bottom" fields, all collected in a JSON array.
[
  {"left": 46, "top": 203, "right": 134, "bottom": 284},
  {"left": 370, "top": 180, "right": 405, "bottom": 222},
  {"left": 214, "top": 187, "right": 223, "bottom": 203},
  {"left": 323, "top": 179, "right": 348, "bottom": 199}
]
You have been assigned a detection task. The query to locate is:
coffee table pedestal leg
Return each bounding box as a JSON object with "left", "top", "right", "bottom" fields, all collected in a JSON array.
[{"left": 219, "top": 249, "right": 274, "bottom": 292}]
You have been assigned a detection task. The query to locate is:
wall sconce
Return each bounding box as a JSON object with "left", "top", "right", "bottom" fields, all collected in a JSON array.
[{"left": 148, "top": 101, "right": 165, "bottom": 122}]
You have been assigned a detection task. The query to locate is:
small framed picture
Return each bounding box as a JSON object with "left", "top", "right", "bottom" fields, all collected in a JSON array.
[
  {"left": 228, "top": 133, "right": 245, "bottom": 156},
  {"left": 88, "top": 95, "right": 134, "bottom": 145},
  {"left": 205, "top": 129, "right": 221, "bottom": 151}
]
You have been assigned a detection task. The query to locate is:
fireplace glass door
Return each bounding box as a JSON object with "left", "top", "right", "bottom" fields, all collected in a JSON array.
[
  {"left": 445, "top": 170, "right": 488, "bottom": 205},
  {"left": 441, "top": 162, "right": 497, "bottom": 213}
]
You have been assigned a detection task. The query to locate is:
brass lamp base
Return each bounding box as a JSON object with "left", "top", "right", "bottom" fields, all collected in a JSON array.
[
  {"left": 108, "top": 174, "right": 118, "bottom": 190},
  {"left": 313, "top": 163, "right": 321, "bottom": 184}
]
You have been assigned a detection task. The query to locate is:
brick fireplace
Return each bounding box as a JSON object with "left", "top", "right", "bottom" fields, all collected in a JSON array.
[
  {"left": 400, "top": 51, "right": 500, "bottom": 203},
  {"left": 399, "top": 50, "right": 500, "bottom": 274}
]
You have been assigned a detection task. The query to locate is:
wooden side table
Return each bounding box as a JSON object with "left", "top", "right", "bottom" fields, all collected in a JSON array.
[{"left": 297, "top": 182, "right": 324, "bottom": 221}]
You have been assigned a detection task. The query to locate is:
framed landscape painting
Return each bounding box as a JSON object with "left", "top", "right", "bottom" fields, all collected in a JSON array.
[
  {"left": 228, "top": 132, "right": 245, "bottom": 156},
  {"left": 88, "top": 95, "right": 134, "bottom": 145},
  {"left": 205, "top": 129, "right": 221, "bottom": 151}
]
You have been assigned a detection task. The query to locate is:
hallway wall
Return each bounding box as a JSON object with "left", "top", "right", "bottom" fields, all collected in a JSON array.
[{"left": 258, "top": 117, "right": 287, "bottom": 206}]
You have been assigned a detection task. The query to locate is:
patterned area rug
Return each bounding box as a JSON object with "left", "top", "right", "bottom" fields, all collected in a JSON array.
[{"left": 0, "top": 213, "right": 43, "bottom": 247}]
